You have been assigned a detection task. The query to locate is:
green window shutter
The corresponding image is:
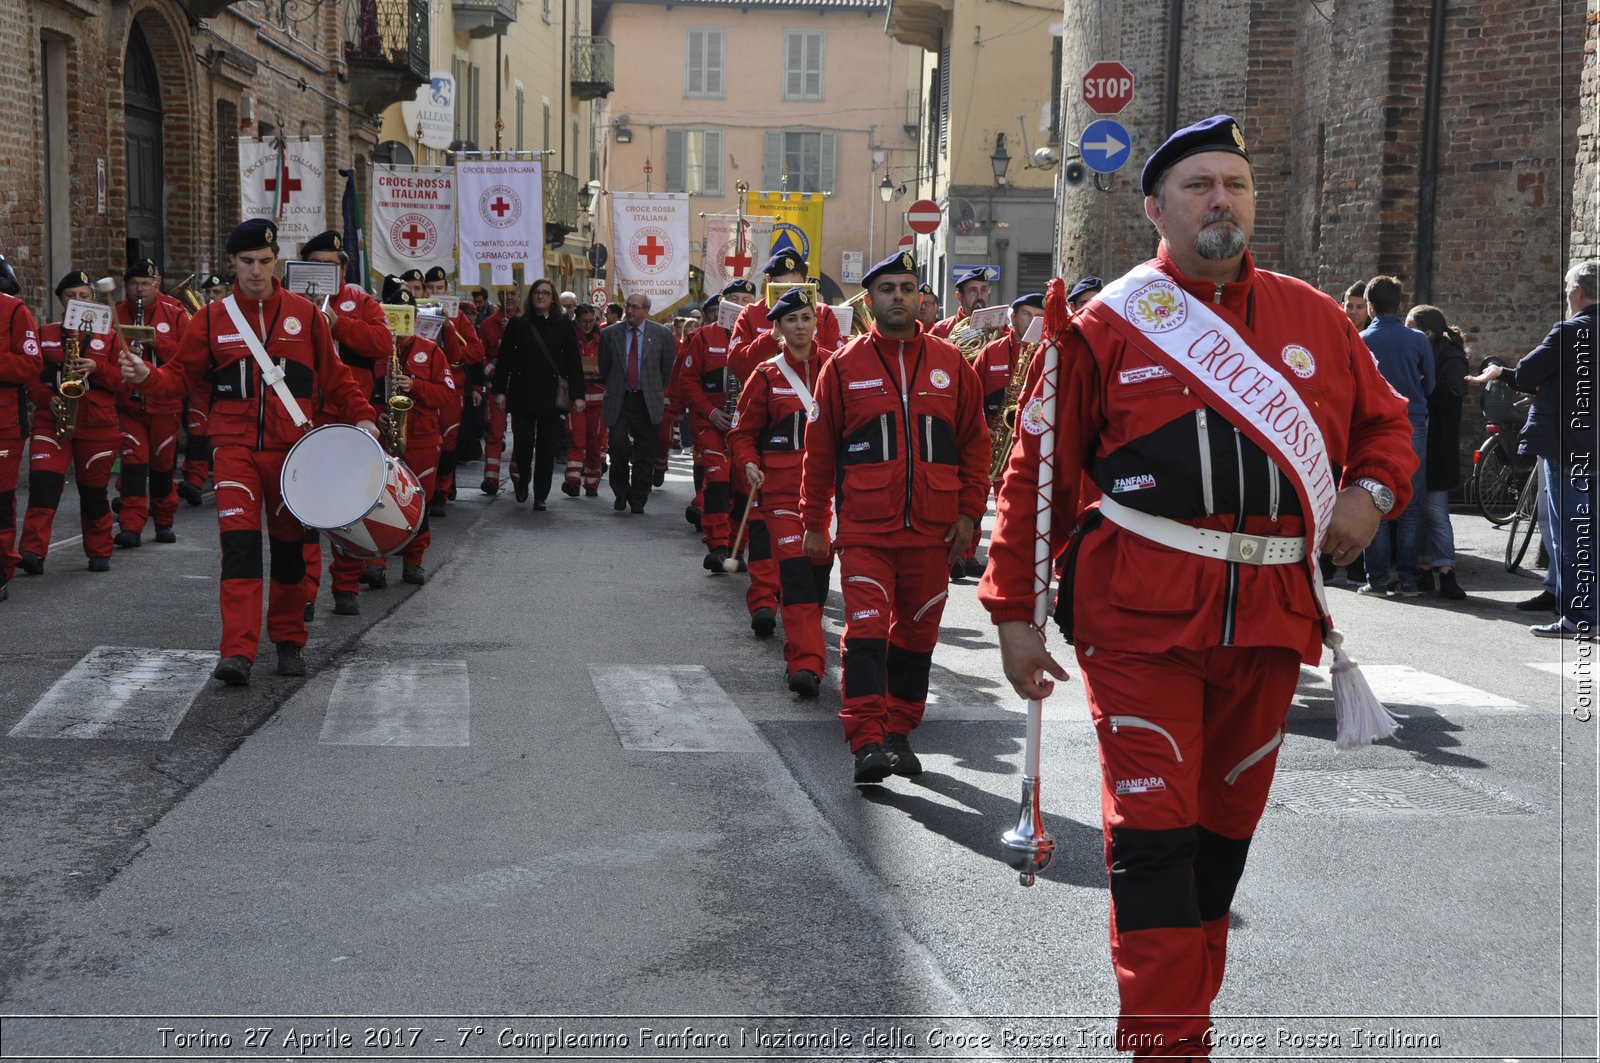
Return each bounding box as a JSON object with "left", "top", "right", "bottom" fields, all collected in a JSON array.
[
  {"left": 666, "top": 129, "right": 686, "bottom": 193},
  {"left": 763, "top": 131, "right": 782, "bottom": 190},
  {"left": 819, "top": 131, "right": 836, "bottom": 194},
  {"left": 686, "top": 30, "right": 703, "bottom": 95},
  {"left": 806, "top": 32, "right": 823, "bottom": 99},
  {"left": 707, "top": 31, "right": 723, "bottom": 96},
  {"left": 704, "top": 129, "right": 722, "bottom": 196}
]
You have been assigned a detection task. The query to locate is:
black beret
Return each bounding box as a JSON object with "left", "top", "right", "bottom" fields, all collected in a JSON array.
[
  {"left": 0, "top": 256, "right": 17, "bottom": 298},
  {"left": 861, "top": 250, "right": 919, "bottom": 289},
  {"left": 226, "top": 218, "right": 278, "bottom": 254},
  {"left": 1068, "top": 275, "right": 1104, "bottom": 303},
  {"left": 300, "top": 230, "right": 344, "bottom": 257},
  {"left": 124, "top": 258, "right": 161, "bottom": 280},
  {"left": 423, "top": 266, "right": 449, "bottom": 283},
  {"left": 765, "top": 285, "right": 816, "bottom": 322},
  {"left": 1010, "top": 292, "right": 1044, "bottom": 310},
  {"left": 721, "top": 278, "right": 757, "bottom": 298},
  {"left": 399, "top": 268, "right": 425, "bottom": 283},
  {"left": 700, "top": 295, "right": 721, "bottom": 317},
  {"left": 1140, "top": 114, "right": 1250, "bottom": 196},
  {"left": 918, "top": 283, "right": 937, "bottom": 297},
  {"left": 200, "top": 274, "right": 228, "bottom": 290},
  {"left": 380, "top": 276, "right": 415, "bottom": 306},
  {"left": 762, "top": 249, "right": 805, "bottom": 277},
  {"left": 953, "top": 267, "right": 990, "bottom": 290},
  {"left": 55, "top": 270, "right": 92, "bottom": 297}
]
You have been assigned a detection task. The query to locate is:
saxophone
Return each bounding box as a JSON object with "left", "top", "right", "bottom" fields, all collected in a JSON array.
[
  {"left": 989, "top": 340, "right": 1040, "bottom": 483},
  {"left": 56, "top": 326, "right": 91, "bottom": 440},
  {"left": 723, "top": 359, "right": 742, "bottom": 419},
  {"left": 385, "top": 334, "right": 413, "bottom": 456}
]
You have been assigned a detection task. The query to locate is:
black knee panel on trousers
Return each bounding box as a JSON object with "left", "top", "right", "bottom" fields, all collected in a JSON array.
[
  {"left": 121, "top": 464, "right": 148, "bottom": 499},
  {"left": 302, "top": 525, "right": 320, "bottom": 546},
  {"left": 842, "top": 637, "right": 888, "bottom": 698},
  {"left": 886, "top": 643, "right": 934, "bottom": 704},
  {"left": 150, "top": 469, "right": 173, "bottom": 499},
  {"left": 220, "top": 529, "right": 263, "bottom": 581},
  {"left": 693, "top": 464, "right": 705, "bottom": 492},
  {"left": 703, "top": 479, "right": 730, "bottom": 515},
  {"left": 186, "top": 434, "right": 212, "bottom": 464},
  {"left": 813, "top": 562, "right": 832, "bottom": 608},
  {"left": 746, "top": 518, "right": 772, "bottom": 562},
  {"left": 0, "top": 489, "right": 14, "bottom": 530},
  {"left": 778, "top": 556, "right": 820, "bottom": 605},
  {"left": 438, "top": 451, "right": 458, "bottom": 477},
  {"left": 1109, "top": 825, "right": 1202, "bottom": 933},
  {"left": 1194, "top": 826, "right": 1254, "bottom": 923},
  {"left": 268, "top": 536, "right": 307, "bottom": 585},
  {"left": 78, "top": 483, "right": 110, "bottom": 521},
  {"left": 29, "top": 471, "right": 65, "bottom": 513}
]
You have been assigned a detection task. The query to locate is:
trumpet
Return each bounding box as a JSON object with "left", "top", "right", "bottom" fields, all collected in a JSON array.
[
  {"left": 385, "top": 334, "right": 413, "bottom": 456},
  {"left": 55, "top": 325, "right": 92, "bottom": 440},
  {"left": 989, "top": 340, "right": 1040, "bottom": 483},
  {"left": 169, "top": 274, "right": 204, "bottom": 317},
  {"left": 844, "top": 288, "right": 874, "bottom": 336}
]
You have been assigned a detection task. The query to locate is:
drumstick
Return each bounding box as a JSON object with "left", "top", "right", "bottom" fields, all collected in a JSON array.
[{"left": 722, "top": 496, "right": 755, "bottom": 573}]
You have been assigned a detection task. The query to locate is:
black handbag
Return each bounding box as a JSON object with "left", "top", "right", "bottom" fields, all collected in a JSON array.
[{"left": 526, "top": 321, "right": 572, "bottom": 412}]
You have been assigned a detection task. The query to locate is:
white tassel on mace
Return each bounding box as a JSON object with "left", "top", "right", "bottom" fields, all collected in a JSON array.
[{"left": 1324, "top": 628, "right": 1399, "bottom": 748}]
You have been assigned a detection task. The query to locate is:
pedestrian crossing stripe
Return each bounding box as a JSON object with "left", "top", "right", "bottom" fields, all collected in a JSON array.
[
  {"left": 319, "top": 659, "right": 471, "bottom": 746},
  {"left": 588, "top": 664, "right": 763, "bottom": 752},
  {"left": 1300, "top": 664, "right": 1531, "bottom": 713},
  {"left": 9, "top": 647, "right": 215, "bottom": 742}
]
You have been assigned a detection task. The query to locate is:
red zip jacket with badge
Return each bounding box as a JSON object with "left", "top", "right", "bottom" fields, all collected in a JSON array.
[
  {"left": 116, "top": 293, "right": 189, "bottom": 415},
  {"left": 0, "top": 293, "right": 42, "bottom": 439},
  {"left": 328, "top": 285, "right": 393, "bottom": 398},
  {"left": 390, "top": 335, "right": 455, "bottom": 448},
  {"left": 727, "top": 342, "right": 835, "bottom": 509},
  {"left": 800, "top": 326, "right": 990, "bottom": 548},
  {"left": 728, "top": 299, "right": 842, "bottom": 384},
  {"left": 137, "top": 279, "right": 375, "bottom": 451},
  {"left": 675, "top": 322, "right": 735, "bottom": 424},
  {"left": 31, "top": 323, "right": 128, "bottom": 432},
  {"left": 978, "top": 247, "right": 1417, "bottom": 664}
]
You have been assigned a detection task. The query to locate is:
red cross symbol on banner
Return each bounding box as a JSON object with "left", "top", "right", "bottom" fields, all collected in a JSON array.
[
  {"left": 400, "top": 224, "right": 429, "bottom": 249},
  {"left": 489, "top": 196, "right": 513, "bottom": 218},
  {"left": 724, "top": 248, "right": 753, "bottom": 274},
  {"left": 637, "top": 235, "right": 667, "bottom": 265},
  {"left": 265, "top": 172, "right": 302, "bottom": 204}
]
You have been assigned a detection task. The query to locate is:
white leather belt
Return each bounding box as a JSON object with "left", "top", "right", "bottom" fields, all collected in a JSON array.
[{"left": 1098, "top": 494, "right": 1306, "bottom": 566}]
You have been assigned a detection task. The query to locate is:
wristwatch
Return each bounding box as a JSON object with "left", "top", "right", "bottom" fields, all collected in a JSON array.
[{"left": 1353, "top": 477, "right": 1395, "bottom": 515}]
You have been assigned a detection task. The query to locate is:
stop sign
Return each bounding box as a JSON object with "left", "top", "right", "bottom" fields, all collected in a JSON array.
[
  {"left": 906, "top": 199, "right": 943, "bottom": 235},
  {"left": 1082, "top": 61, "right": 1134, "bottom": 115}
]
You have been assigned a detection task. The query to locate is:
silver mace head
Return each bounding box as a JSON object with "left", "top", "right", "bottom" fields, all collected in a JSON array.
[{"left": 1000, "top": 775, "right": 1054, "bottom": 887}]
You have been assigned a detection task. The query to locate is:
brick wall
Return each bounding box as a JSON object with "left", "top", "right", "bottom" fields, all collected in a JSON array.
[{"left": 1572, "top": 7, "right": 1599, "bottom": 263}]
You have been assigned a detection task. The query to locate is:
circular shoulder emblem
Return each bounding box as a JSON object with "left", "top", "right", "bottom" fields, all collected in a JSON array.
[
  {"left": 283, "top": 316, "right": 303, "bottom": 336},
  {"left": 156, "top": 321, "right": 171, "bottom": 334},
  {"left": 90, "top": 338, "right": 106, "bottom": 352},
  {"left": 340, "top": 300, "right": 357, "bottom": 312},
  {"left": 1021, "top": 397, "right": 1049, "bottom": 436},
  {"left": 22, "top": 338, "right": 39, "bottom": 357},
  {"left": 1124, "top": 278, "right": 1189, "bottom": 334},
  {"left": 929, "top": 368, "right": 951, "bottom": 389},
  {"left": 728, "top": 411, "right": 740, "bottom": 430},
  {"left": 1281, "top": 344, "right": 1316, "bottom": 379},
  {"left": 413, "top": 351, "right": 428, "bottom": 364},
  {"left": 685, "top": 355, "right": 693, "bottom": 367},
  {"left": 807, "top": 400, "right": 820, "bottom": 423}
]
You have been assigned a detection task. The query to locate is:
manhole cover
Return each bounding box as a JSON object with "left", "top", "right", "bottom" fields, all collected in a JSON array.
[{"left": 1268, "top": 768, "right": 1538, "bottom": 817}]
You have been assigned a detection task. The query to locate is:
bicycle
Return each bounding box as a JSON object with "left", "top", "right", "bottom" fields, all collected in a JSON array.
[
  {"left": 1469, "top": 373, "right": 1532, "bottom": 525},
  {"left": 1503, "top": 464, "right": 1540, "bottom": 572}
]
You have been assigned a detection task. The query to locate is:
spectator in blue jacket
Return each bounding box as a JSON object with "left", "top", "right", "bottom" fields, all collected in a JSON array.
[
  {"left": 1358, "top": 275, "right": 1435, "bottom": 596},
  {"left": 1406, "top": 304, "right": 1469, "bottom": 601},
  {"left": 1469, "top": 261, "right": 1599, "bottom": 639}
]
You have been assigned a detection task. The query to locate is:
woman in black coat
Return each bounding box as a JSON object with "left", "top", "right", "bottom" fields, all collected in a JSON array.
[
  {"left": 492, "top": 279, "right": 585, "bottom": 508},
  {"left": 1405, "top": 303, "right": 1470, "bottom": 600}
]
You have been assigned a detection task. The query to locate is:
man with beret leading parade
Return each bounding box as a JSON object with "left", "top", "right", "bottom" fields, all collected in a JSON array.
[
  {"left": 800, "top": 250, "right": 991, "bottom": 784},
  {"left": 17, "top": 271, "right": 126, "bottom": 575},
  {"left": 177, "top": 271, "right": 233, "bottom": 504},
  {"left": 928, "top": 267, "right": 990, "bottom": 340},
  {"left": 980, "top": 116, "right": 1417, "bottom": 1057},
  {"left": 727, "top": 249, "right": 842, "bottom": 384},
  {"left": 120, "top": 219, "right": 378, "bottom": 685},
  {"left": 114, "top": 258, "right": 190, "bottom": 547},
  {"left": 0, "top": 276, "right": 43, "bottom": 602}
]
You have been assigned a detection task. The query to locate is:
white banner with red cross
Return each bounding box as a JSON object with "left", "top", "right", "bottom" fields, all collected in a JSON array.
[
  {"left": 702, "top": 215, "right": 775, "bottom": 294},
  {"left": 239, "top": 136, "right": 326, "bottom": 253},
  {"left": 611, "top": 192, "right": 691, "bottom": 309},
  {"left": 456, "top": 158, "right": 544, "bottom": 285},
  {"left": 369, "top": 164, "right": 457, "bottom": 281}
]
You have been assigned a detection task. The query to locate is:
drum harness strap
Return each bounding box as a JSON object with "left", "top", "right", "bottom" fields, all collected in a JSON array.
[{"left": 222, "top": 295, "right": 308, "bottom": 431}]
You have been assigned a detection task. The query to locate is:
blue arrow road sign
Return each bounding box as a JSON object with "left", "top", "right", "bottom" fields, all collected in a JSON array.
[{"left": 1080, "top": 119, "right": 1131, "bottom": 173}]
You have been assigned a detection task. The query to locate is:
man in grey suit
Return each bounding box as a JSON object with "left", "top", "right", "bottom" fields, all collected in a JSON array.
[{"left": 598, "top": 293, "right": 678, "bottom": 512}]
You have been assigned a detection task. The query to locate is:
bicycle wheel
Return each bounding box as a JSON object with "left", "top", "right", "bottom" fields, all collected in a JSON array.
[
  {"left": 1505, "top": 468, "right": 1540, "bottom": 572},
  {"left": 1475, "top": 439, "right": 1521, "bottom": 525}
]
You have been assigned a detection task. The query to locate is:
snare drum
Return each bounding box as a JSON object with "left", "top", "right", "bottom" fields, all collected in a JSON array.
[{"left": 281, "top": 424, "right": 423, "bottom": 560}]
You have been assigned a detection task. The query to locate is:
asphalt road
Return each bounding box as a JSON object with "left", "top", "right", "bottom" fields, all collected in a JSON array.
[{"left": 0, "top": 455, "right": 1594, "bottom": 1061}]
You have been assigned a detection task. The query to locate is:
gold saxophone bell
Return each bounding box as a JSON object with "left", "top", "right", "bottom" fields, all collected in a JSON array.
[
  {"left": 386, "top": 336, "right": 413, "bottom": 456},
  {"left": 55, "top": 327, "right": 91, "bottom": 440},
  {"left": 990, "top": 340, "right": 1040, "bottom": 482}
]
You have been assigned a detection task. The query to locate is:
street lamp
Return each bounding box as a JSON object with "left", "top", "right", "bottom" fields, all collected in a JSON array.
[
  {"left": 577, "top": 182, "right": 594, "bottom": 212},
  {"left": 879, "top": 174, "right": 894, "bottom": 202},
  {"left": 990, "top": 133, "right": 1011, "bottom": 186}
]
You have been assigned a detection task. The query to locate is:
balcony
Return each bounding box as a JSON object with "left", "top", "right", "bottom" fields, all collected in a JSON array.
[
  {"left": 570, "top": 36, "right": 614, "bottom": 101},
  {"left": 180, "top": 0, "right": 237, "bottom": 18},
  {"left": 545, "top": 170, "right": 580, "bottom": 244},
  {"left": 343, "top": 0, "right": 429, "bottom": 114},
  {"left": 884, "top": 0, "right": 952, "bottom": 52},
  {"left": 453, "top": 0, "right": 516, "bottom": 40}
]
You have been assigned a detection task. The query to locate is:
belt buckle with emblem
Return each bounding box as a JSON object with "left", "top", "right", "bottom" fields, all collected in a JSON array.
[{"left": 1226, "top": 531, "right": 1268, "bottom": 564}]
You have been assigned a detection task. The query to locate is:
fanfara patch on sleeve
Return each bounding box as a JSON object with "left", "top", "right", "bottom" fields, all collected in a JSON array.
[
  {"left": 1021, "top": 396, "right": 1049, "bottom": 435},
  {"left": 340, "top": 299, "right": 357, "bottom": 312},
  {"left": 413, "top": 351, "right": 428, "bottom": 363},
  {"left": 929, "top": 368, "right": 950, "bottom": 389},
  {"left": 283, "top": 316, "right": 303, "bottom": 336},
  {"left": 1281, "top": 344, "right": 1316, "bottom": 379}
]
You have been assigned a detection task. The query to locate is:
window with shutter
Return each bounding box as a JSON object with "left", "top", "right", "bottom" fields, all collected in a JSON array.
[
  {"left": 783, "top": 31, "right": 824, "bottom": 101},
  {"left": 763, "top": 131, "right": 782, "bottom": 189},
  {"left": 666, "top": 128, "right": 723, "bottom": 196},
  {"left": 938, "top": 44, "right": 951, "bottom": 155},
  {"left": 686, "top": 29, "right": 724, "bottom": 98},
  {"left": 666, "top": 129, "right": 685, "bottom": 192},
  {"left": 469, "top": 64, "right": 481, "bottom": 146},
  {"left": 1016, "top": 252, "right": 1053, "bottom": 297},
  {"left": 515, "top": 87, "right": 525, "bottom": 151}
]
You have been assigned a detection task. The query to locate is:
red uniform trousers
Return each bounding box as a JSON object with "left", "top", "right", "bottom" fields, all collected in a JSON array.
[
  {"left": 563, "top": 385, "right": 607, "bottom": 490},
  {"left": 483, "top": 399, "right": 507, "bottom": 487},
  {"left": 836, "top": 543, "right": 950, "bottom": 749},
  {"left": 0, "top": 433, "right": 21, "bottom": 582},
  {"left": 118, "top": 410, "right": 181, "bottom": 534},
  {"left": 743, "top": 502, "right": 778, "bottom": 617},
  {"left": 214, "top": 445, "right": 309, "bottom": 660},
  {"left": 655, "top": 410, "right": 677, "bottom": 478},
  {"left": 435, "top": 389, "right": 463, "bottom": 500},
  {"left": 764, "top": 503, "right": 830, "bottom": 677},
  {"left": 20, "top": 428, "right": 119, "bottom": 561},
  {"left": 692, "top": 422, "right": 732, "bottom": 549},
  {"left": 1077, "top": 644, "right": 1299, "bottom": 1058},
  {"left": 182, "top": 398, "right": 211, "bottom": 488},
  {"left": 394, "top": 443, "right": 440, "bottom": 567}
]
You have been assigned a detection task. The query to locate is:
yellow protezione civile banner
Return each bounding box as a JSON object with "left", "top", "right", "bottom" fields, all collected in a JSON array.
[{"left": 744, "top": 191, "right": 825, "bottom": 277}]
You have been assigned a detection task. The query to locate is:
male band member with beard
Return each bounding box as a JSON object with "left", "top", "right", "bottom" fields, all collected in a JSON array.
[
  {"left": 114, "top": 258, "right": 189, "bottom": 546},
  {"left": 928, "top": 267, "right": 989, "bottom": 340}
]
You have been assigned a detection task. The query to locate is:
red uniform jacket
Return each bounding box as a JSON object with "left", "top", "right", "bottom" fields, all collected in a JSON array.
[
  {"left": 928, "top": 307, "right": 968, "bottom": 340},
  {"left": 31, "top": 322, "right": 127, "bottom": 433},
  {"left": 800, "top": 327, "right": 990, "bottom": 549},
  {"left": 328, "top": 285, "right": 394, "bottom": 399},
  {"left": 975, "top": 331, "right": 1020, "bottom": 425},
  {"left": 441, "top": 308, "right": 485, "bottom": 390},
  {"left": 116, "top": 293, "right": 189, "bottom": 414},
  {"left": 675, "top": 323, "right": 736, "bottom": 424},
  {"left": 390, "top": 335, "right": 454, "bottom": 448},
  {"left": 728, "top": 343, "right": 832, "bottom": 510},
  {"left": 575, "top": 328, "right": 602, "bottom": 398},
  {"left": 0, "top": 293, "right": 42, "bottom": 439},
  {"left": 978, "top": 248, "right": 1418, "bottom": 664},
  {"left": 139, "top": 279, "right": 376, "bottom": 452},
  {"left": 728, "top": 299, "right": 841, "bottom": 384}
]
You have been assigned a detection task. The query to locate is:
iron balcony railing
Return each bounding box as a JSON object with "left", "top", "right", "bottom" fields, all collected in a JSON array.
[
  {"left": 345, "top": 0, "right": 429, "bottom": 83},
  {"left": 570, "top": 36, "right": 615, "bottom": 101},
  {"left": 545, "top": 170, "right": 580, "bottom": 235}
]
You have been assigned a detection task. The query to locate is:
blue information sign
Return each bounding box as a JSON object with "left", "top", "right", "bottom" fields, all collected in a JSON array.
[{"left": 1080, "top": 119, "right": 1132, "bottom": 174}]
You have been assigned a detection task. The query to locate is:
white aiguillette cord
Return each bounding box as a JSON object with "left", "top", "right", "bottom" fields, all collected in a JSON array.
[
  {"left": 773, "top": 350, "right": 818, "bottom": 420},
  {"left": 222, "top": 294, "right": 308, "bottom": 430}
]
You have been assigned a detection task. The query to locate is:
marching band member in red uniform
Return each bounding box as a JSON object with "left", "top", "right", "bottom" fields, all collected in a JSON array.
[
  {"left": 119, "top": 219, "right": 378, "bottom": 686},
  {"left": 177, "top": 271, "right": 231, "bottom": 504},
  {"left": 916, "top": 282, "right": 941, "bottom": 333},
  {"left": 671, "top": 292, "right": 744, "bottom": 570},
  {"left": 727, "top": 250, "right": 842, "bottom": 384},
  {"left": 18, "top": 272, "right": 126, "bottom": 575},
  {"left": 477, "top": 291, "right": 510, "bottom": 495},
  {"left": 980, "top": 117, "right": 1416, "bottom": 1058},
  {"left": 0, "top": 279, "right": 43, "bottom": 601},
  {"left": 729, "top": 287, "right": 836, "bottom": 697},
  {"left": 560, "top": 302, "right": 606, "bottom": 497},
  {"left": 1068, "top": 274, "right": 1104, "bottom": 313},
  {"left": 423, "top": 265, "right": 484, "bottom": 515},
  {"left": 800, "top": 251, "right": 991, "bottom": 785},
  {"left": 928, "top": 267, "right": 990, "bottom": 340},
  {"left": 114, "top": 258, "right": 189, "bottom": 546},
  {"left": 379, "top": 289, "right": 454, "bottom": 586}
]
